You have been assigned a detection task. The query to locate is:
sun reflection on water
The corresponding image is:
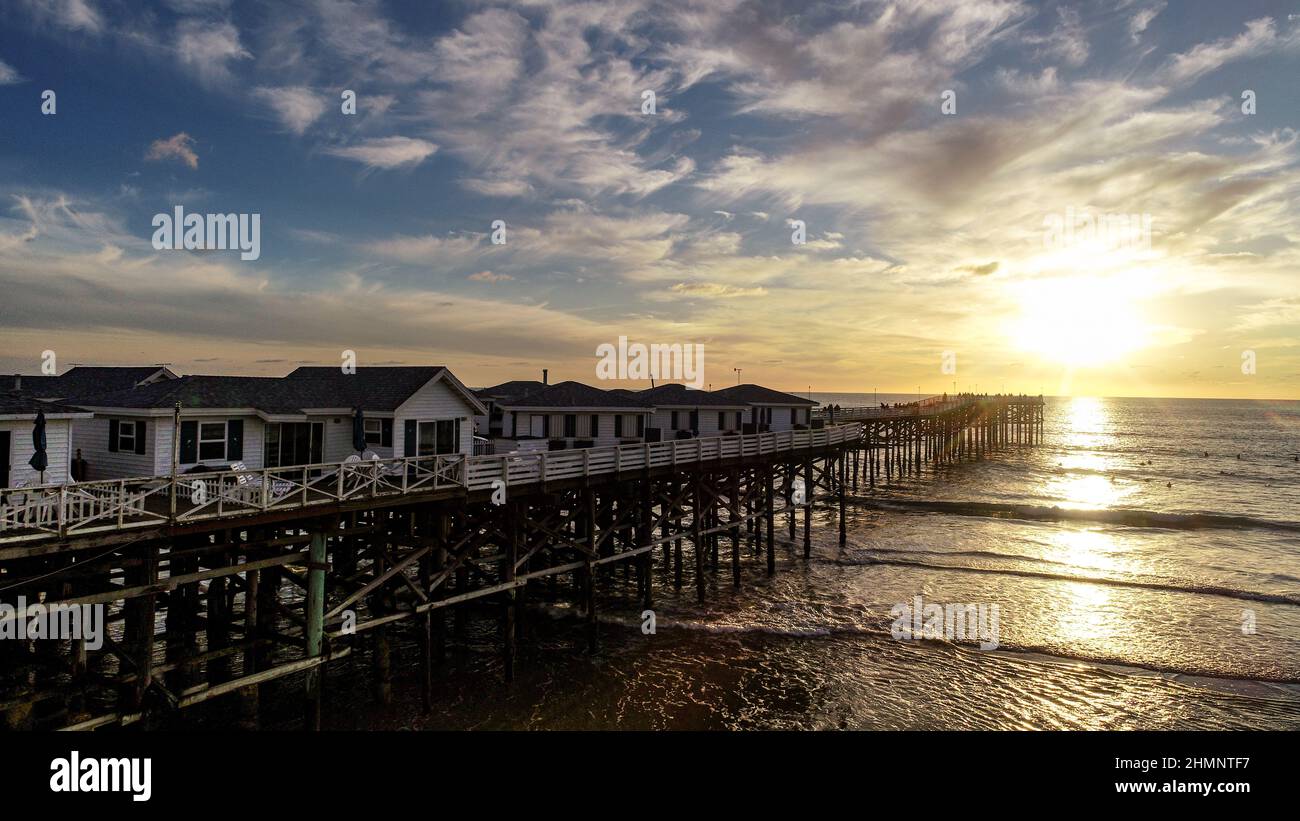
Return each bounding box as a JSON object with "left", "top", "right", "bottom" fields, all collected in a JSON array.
[{"left": 1042, "top": 396, "right": 1135, "bottom": 510}]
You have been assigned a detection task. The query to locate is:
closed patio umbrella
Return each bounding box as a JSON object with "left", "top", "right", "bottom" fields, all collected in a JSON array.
[
  {"left": 29, "top": 410, "right": 48, "bottom": 484},
  {"left": 352, "top": 407, "right": 367, "bottom": 453}
]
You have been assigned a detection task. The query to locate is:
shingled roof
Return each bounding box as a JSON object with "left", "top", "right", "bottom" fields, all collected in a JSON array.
[
  {"left": 0, "top": 393, "right": 92, "bottom": 419},
  {"left": 12, "top": 366, "right": 172, "bottom": 401},
  {"left": 712, "top": 384, "right": 816, "bottom": 406},
  {"left": 499, "top": 381, "right": 653, "bottom": 409},
  {"left": 634, "top": 383, "right": 748, "bottom": 407},
  {"left": 76, "top": 368, "right": 485, "bottom": 415},
  {"left": 476, "top": 380, "right": 546, "bottom": 400}
]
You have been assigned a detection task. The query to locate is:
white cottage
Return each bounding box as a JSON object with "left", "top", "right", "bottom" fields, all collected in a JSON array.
[
  {"left": 634, "top": 383, "right": 750, "bottom": 440},
  {"left": 712, "top": 384, "right": 817, "bottom": 433},
  {"left": 0, "top": 395, "right": 91, "bottom": 487},
  {"left": 498, "top": 381, "right": 653, "bottom": 449},
  {"left": 72, "top": 367, "right": 485, "bottom": 480}
]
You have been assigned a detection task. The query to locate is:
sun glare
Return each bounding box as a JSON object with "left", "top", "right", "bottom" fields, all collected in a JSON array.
[{"left": 1011, "top": 277, "right": 1150, "bottom": 367}]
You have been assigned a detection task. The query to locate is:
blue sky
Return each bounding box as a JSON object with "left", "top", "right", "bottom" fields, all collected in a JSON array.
[{"left": 1, "top": 0, "right": 1298, "bottom": 397}]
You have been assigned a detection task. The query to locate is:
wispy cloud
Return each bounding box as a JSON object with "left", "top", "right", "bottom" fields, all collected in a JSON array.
[
  {"left": 324, "top": 136, "right": 438, "bottom": 170},
  {"left": 0, "top": 59, "right": 24, "bottom": 84},
  {"left": 253, "top": 86, "right": 326, "bottom": 135},
  {"left": 145, "top": 133, "right": 199, "bottom": 169}
]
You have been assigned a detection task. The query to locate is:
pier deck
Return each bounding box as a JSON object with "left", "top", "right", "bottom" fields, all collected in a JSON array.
[{"left": 0, "top": 394, "right": 1043, "bottom": 730}]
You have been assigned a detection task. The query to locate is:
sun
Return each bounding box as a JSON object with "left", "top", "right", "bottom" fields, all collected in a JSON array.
[{"left": 1010, "top": 276, "right": 1150, "bottom": 367}]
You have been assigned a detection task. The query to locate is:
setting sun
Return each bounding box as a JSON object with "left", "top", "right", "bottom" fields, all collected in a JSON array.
[{"left": 1011, "top": 277, "right": 1151, "bottom": 367}]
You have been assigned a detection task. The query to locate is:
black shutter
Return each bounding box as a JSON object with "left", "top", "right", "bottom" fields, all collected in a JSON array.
[
  {"left": 591, "top": 414, "right": 599, "bottom": 437},
  {"left": 381, "top": 418, "right": 393, "bottom": 448},
  {"left": 404, "top": 420, "right": 417, "bottom": 456},
  {"left": 179, "top": 420, "right": 198, "bottom": 464},
  {"left": 226, "top": 419, "right": 243, "bottom": 461},
  {"left": 134, "top": 420, "right": 147, "bottom": 455},
  {"left": 108, "top": 419, "right": 120, "bottom": 452}
]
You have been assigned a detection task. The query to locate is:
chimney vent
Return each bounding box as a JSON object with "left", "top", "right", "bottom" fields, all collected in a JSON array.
[{"left": 542, "top": 368, "right": 548, "bottom": 385}]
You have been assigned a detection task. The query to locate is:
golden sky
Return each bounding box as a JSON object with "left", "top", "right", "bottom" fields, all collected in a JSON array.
[{"left": 1, "top": 1, "right": 1297, "bottom": 400}]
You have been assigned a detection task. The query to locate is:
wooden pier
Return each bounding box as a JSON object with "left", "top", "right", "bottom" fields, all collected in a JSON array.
[{"left": 0, "top": 395, "right": 1042, "bottom": 730}]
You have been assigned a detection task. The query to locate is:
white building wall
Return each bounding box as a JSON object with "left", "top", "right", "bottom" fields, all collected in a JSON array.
[
  {"left": 394, "top": 378, "right": 477, "bottom": 456},
  {"left": 153, "top": 414, "right": 265, "bottom": 474},
  {"left": 74, "top": 415, "right": 155, "bottom": 480},
  {"left": 1, "top": 418, "right": 73, "bottom": 486}
]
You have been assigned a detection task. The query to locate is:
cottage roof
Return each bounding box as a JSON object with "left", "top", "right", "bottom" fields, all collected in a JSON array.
[
  {"left": 500, "top": 381, "right": 653, "bottom": 410},
  {"left": 712, "top": 384, "right": 817, "bottom": 406}
]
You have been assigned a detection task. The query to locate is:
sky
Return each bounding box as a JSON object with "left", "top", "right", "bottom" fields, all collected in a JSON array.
[{"left": 0, "top": 0, "right": 1298, "bottom": 399}]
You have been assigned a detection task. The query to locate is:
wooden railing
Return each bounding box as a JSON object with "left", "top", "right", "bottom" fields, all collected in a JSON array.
[{"left": 0, "top": 424, "right": 860, "bottom": 543}]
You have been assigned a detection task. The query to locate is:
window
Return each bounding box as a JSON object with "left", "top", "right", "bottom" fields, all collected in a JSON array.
[
  {"left": 591, "top": 414, "right": 600, "bottom": 437},
  {"left": 718, "top": 411, "right": 725, "bottom": 430},
  {"left": 364, "top": 418, "right": 383, "bottom": 445},
  {"left": 264, "top": 422, "right": 324, "bottom": 467},
  {"left": 671, "top": 410, "right": 679, "bottom": 429},
  {"left": 199, "top": 422, "right": 227, "bottom": 461},
  {"left": 689, "top": 410, "right": 698, "bottom": 431},
  {"left": 615, "top": 415, "right": 624, "bottom": 437},
  {"left": 737, "top": 411, "right": 744, "bottom": 429},
  {"left": 118, "top": 422, "right": 136, "bottom": 452},
  {"left": 564, "top": 414, "right": 576, "bottom": 438},
  {"left": 416, "top": 419, "right": 460, "bottom": 456},
  {"left": 636, "top": 415, "right": 644, "bottom": 436},
  {"left": 791, "top": 408, "right": 797, "bottom": 424}
]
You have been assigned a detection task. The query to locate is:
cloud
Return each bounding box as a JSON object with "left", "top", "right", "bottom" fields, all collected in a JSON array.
[
  {"left": 469, "top": 270, "right": 514, "bottom": 283},
  {"left": 1160, "top": 18, "right": 1296, "bottom": 85},
  {"left": 145, "top": 133, "right": 199, "bottom": 169},
  {"left": 175, "top": 19, "right": 250, "bottom": 85},
  {"left": 958, "top": 261, "right": 1000, "bottom": 277},
  {"left": 21, "top": 0, "right": 102, "bottom": 33},
  {"left": 669, "top": 282, "right": 767, "bottom": 298},
  {"left": 1128, "top": 2, "right": 1166, "bottom": 42},
  {"left": 253, "top": 86, "right": 326, "bottom": 135},
  {"left": 0, "top": 59, "right": 23, "bottom": 84},
  {"left": 324, "top": 136, "right": 438, "bottom": 169},
  {"left": 363, "top": 232, "right": 482, "bottom": 264}
]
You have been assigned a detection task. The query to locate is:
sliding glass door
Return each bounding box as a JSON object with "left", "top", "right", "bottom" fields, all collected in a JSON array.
[{"left": 264, "top": 422, "right": 324, "bottom": 467}]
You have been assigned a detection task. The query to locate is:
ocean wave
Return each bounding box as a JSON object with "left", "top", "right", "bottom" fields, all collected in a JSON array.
[
  {"left": 828, "top": 554, "right": 1300, "bottom": 606},
  {"left": 597, "top": 611, "right": 1300, "bottom": 685},
  {"left": 849, "top": 496, "right": 1300, "bottom": 533}
]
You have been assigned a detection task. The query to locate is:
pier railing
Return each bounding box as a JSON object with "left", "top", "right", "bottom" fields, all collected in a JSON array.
[
  {"left": 814, "top": 394, "right": 1043, "bottom": 422},
  {"left": 0, "top": 423, "right": 860, "bottom": 543}
]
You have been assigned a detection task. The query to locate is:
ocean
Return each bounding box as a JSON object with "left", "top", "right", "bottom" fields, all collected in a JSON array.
[{"left": 251, "top": 395, "right": 1300, "bottom": 730}]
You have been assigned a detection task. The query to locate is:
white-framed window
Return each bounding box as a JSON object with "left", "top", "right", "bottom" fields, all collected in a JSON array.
[
  {"left": 364, "top": 418, "right": 383, "bottom": 445},
  {"left": 118, "top": 422, "right": 136, "bottom": 452},
  {"left": 199, "top": 421, "right": 227, "bottom": 461}
]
